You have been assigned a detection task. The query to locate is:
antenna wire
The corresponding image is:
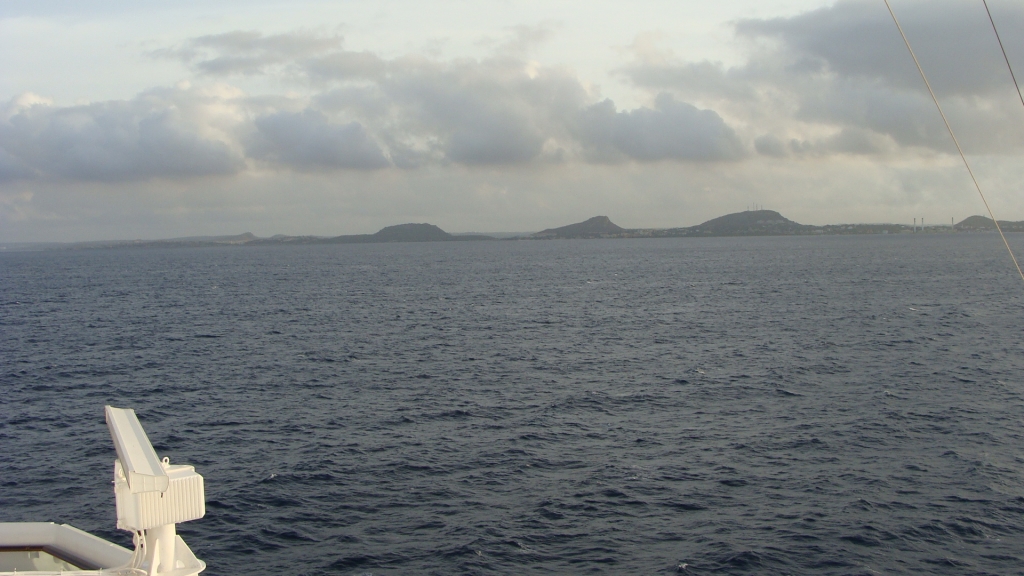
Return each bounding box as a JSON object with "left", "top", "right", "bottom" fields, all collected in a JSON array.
[
  {"left": 884, "top": 0, "right": 1024, "bottom": 285},
  {"left": 983, "top": 0, "right": 1024, "bottom": 112}
]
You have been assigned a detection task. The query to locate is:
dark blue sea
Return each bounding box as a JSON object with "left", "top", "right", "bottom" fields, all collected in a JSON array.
[{"left": 3, "top": 234, "right": 1024, "bottom": 575}]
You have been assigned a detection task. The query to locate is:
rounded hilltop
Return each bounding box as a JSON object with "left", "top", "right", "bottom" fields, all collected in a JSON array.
[
  {"left": 372, "top": 223, "right": 452, "bottom": 242},
  {"left": 685, "top": 210, "right": 811, "bottom": 236},
  {"left": 532, "top": 216, "right": 627, "bottom": 239}
]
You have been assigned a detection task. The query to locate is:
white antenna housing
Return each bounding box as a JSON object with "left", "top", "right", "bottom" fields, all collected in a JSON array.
[
  {"left": 104, "top": 406, "right": 206, "bottom": 576},
  {"left": 105, "top": 407, "right": 168, "bottom": 494}
]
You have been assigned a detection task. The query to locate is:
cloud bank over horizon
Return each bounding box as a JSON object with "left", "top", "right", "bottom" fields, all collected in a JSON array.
[{"left": 2, "top": 0, "right": 1024, "bottom": 241}]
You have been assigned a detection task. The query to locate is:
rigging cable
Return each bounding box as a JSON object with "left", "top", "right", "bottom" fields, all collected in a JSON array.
[
  {"left": 883, "top": 0, "right": 1024, "bottom": 285},
  {"left": 983, "top": 0, "right": 1024, "bottom": 112}
]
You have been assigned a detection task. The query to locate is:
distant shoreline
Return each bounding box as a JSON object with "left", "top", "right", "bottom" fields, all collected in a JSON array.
[{"left": 2, "top": 211, "right": 1019, "bottom": 252}]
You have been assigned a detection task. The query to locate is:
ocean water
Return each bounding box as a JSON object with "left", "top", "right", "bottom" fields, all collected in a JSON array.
[{"left": 3, "top": 234, "right": 1024, "bottom": 575}]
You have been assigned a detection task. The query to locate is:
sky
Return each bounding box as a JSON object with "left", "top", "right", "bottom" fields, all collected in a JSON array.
[{"left": 2, "top": 0, "right": 1024, "bottom": 241}]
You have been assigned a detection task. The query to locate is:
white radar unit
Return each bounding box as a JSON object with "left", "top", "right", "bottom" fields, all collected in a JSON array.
[
  {"left": 0, "top": 407, "right": 206, "bottom": 576},
  {"left": 105, "top": 406, "right": 206, "bottom": 576}
]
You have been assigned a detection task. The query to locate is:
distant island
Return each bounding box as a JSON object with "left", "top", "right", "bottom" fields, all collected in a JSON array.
[
  {"left": 953, "top": 215, "right": 1024, "bottom": 232},
  {"left": 522, "top": 211, "right": 1004, "bottom": 239},
  {"left": 249, "top": 223, "right": 493, "bottom": 245},
  {"left": 533, "top": 216, "right": 626, "bottom": 239},
  {"left": 3, "top": 211, "right": 1018, "bottom": 251}
]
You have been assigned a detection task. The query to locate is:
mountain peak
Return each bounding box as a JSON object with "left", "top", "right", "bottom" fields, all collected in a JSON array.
[
  {"left": 372, "top": 223, "right": 452, "bottom": 242},
  {"left": 533, "top": 216, "right": 626, "bottom": 238},
  {"left": 688, "top": 210, "right": 808, "bottom": 236}
]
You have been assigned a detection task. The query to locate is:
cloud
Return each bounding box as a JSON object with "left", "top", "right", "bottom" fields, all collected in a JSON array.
[
  {"left": 758, "top": 128, "right": 893, "bottom": 159},
  {"left": 788, "top": 127, "right": 893, "bottom": 156},
  {"left": 444, "top": 108, "right": 546, "bottom": 165},
  {"left": 157, "top": 30, "right": 343, "bottom": 76},
  {"left": 379, "top": 58, "right": 582, "bottom": 165},
  {"left": 173, "top": 23, "right": 559, "bottom": 83},
  {"left": 0, "top": 89, "right": 244, "bottom": 182},
  {"left": 793, "top": 79, "right": 951, "bottom": 150},
  {"left": 12, "top": 3, "right": 1016, "bottom": 188},
  {"left": 0, "top": 57, "right": 754, "bottom": 180},
  {"left": 247, "top": 109, "right": 390, "bottom": 170},
  {"left": 9, "top": 3, "right": 1024, "bottom": 243},
  {"left": 754, "top": 134, "right": 787, "bottom": 157},
  {"left": 742, "top": 0, "right": 1024, "bottom": 153},
  {"left": 0, "top": 147, "right": 34, "bottom": 182},
  {"left": 304, "top": 51, "right": 388, "bottom": 82},
  {"left": 573, "top": 93, "right": 745, "bottom": 162},
  {"left": 735, "top": 0, "right": 1024, "bottom": 97},
  {"left": 165, "top": 27, "right": 755, "bottom": 166},
  {"left": 622, "top": 60, "right": 758, "bottom": 102},
  {"left": 618, "top": 0, "right": 1024, "bottom": 157},
  {"left": 491, "top": 23, "right": 559, "bottom": 57}
]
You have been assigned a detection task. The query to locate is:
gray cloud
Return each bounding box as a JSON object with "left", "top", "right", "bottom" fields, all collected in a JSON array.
[
  {"left": 2, "top": 27, "right": 764, "bottom": 184},
  {"left": 165, "top": 31, "right": 589, "bottom": 166},
  {"left": 738, "top": 0, "right": 1024, "bottom": 152},
  {"left": 622, "top": 60, "right": 758, "bottom": 101},
  {"left": 445, "top": 109, "right": 545, "bottom": 165},
  {"left": 167, "top": 28, "right": 753, "bottom": 166},
  {"left": 825, "top": 127, "right": 888, "bottom": 155},
  {"left": 619, "top": 0, "right": 1024, "bottom": 156},
  {"left": 380, "top": 60, "right": 582, "bottom": 165},
  {"left": 795, "top": 79, "right": 952, "bottom": 150},
  {"left": 158, "top": 30, "right": 343, "bottom": 76},
  {"left": 304, "top": 51, "right": 388, "bottom": 82},
  {"left": 0, "top": 148, "right": 34, "bottom": 183},
  {"left": 789, "top": 127, "right": 891, "bottom": 156},
  {"left": 736, "top": 0, "right": 1024, "bottom": 97},
  {"left": 305, "top": 54, "right": 591, "bottom": 166},
  {"left": 754, "top": 134, "right": 787, "bottom": 157},
  {"left": 247, "top": 109, "right": 390, "bottom": 170},
  {"left": 313, "top": 86, "right": 393, "bottom": 122},
  {"left": 0, "top": 91, "right": 243, "bottom": 182},
  {"left": 574, "top": 94, "right": 745, "bottom": 162}
]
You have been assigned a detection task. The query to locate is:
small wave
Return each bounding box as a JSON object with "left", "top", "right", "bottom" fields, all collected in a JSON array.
[
  {"left": 840, "top": 534, "right": 881, "bottom": 547},
  {"left": 663, "top": 501, "right": 706, "bottom": 511},
  {"left": 326, "top": 555, "right": 377, "bottom": 570}
]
